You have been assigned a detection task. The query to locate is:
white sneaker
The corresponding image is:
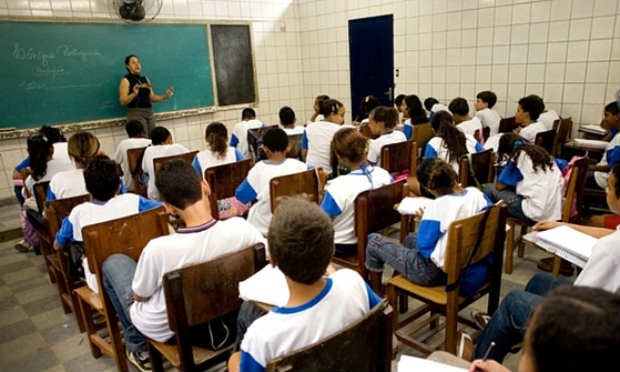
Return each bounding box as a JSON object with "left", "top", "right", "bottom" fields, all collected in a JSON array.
[{"left": 127, "top": 350, "right": 153, "bottom": 372}]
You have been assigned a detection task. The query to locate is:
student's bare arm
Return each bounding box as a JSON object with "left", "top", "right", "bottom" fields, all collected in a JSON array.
[{"left": 533, "top": 220, "right": 614, "bottom": 239}]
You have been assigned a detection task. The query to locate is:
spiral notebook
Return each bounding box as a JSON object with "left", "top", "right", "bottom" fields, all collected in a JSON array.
[{"left": 523, "top": 226, "right": 597, "bottom": 267}]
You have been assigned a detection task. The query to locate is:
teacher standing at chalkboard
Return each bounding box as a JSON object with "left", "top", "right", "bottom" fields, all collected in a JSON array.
[{"left": 118, "top": 54, "right": 174, "bottom": 135}]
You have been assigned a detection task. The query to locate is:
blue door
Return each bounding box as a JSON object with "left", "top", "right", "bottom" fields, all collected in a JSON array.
[{"left": 348, "top": 14, "right": 394, "bottom": 122}]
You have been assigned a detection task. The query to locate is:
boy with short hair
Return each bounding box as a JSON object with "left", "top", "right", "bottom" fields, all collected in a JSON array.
[
  {"left": 449, "top": 97, "right": 484, "bottom": 142},
  {"left": 235, "top": 197, "right": 381, "bottom": 372},
  {"left": 474, "top": 90, "right": 502, "bottom": 137},
  {"left": 515, "top": 95, "right": 547, "bottom": 143},
  {"left": 235, "top": 128, "right": 309, "bottom": 234},
  {"left": 279, "top": 106, "right": 304, "bottom": 160},
  {"left": 114, "top": 120, "right": 152, "bottom": 192},
  {"left": 102, "top": 159, "right": 266, "bottom": 371},
  {"left": 141, "top": 126, "right": 190, "bottom": 200},
  {"left": 53, "top": 155, "right": 162, "bottom": 293},
  {"left": 230, "top": 107, "right": 265, "bottom": 159}
]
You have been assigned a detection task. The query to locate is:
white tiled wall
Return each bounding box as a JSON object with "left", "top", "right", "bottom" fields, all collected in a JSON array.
[{"left": 0, "top": 0, "right": 619, "bottom": 200}]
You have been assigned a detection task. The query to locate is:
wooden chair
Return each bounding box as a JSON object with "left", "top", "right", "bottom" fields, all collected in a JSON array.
[
  {"left": 247, "top": 125, "right": 278, "bottom": 162},
  {"left": 286, "top": 133, "right": 303, "bottom": 160},
  {"left": 499, "top": 116, "right": 517, "bottom": 132},
  {"left": 518, "top": 157, "right": 590, "bottom": 276},
  {"left": 153, "top": 150, "right": 199, "bottom": 173},
  {"left": 265, "top": 299, "right": 393, "bottom": 372},
  {"left": 552, "top": 117, "right": 572, "bottom": 158},
  {"left": 33, "top": 180, "right": 50, "bottom": 213},
  {"left": 147, "top": 243, "right": 267, "bottom": 372},
  {"left": 126, "top": 146, "right": 148, "bottom": 197},
  {"left": 386, "top": 202, "right": 507, "bottom": 355},
  {"left": 332, "top": 180, "right": 405, "bottom": 278},
  {"left": 75, "top": 206, "right": 169, "bottom": 372},
  {"left": 535, "top": 129, "right": 556, "bottom": 154},
  {"left": 204, "top": 159, "right": 254, "bottom": 220},
  {"left": 458, "top": 149, "right": 496, "bottom": 188},
  {"left": 269, "top": 169, "right": 323, "bottom": 212},
  {"left": 380, "top": 140, "right": 415, "bottom": 179},
  {"left": 411, "top": 123, "right": 433, "bottom": 172},
  {"left": 44, "top": 194, "right": 91, "bottom": 332}
]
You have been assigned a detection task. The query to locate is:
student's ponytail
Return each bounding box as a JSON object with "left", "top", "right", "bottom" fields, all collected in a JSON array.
[
  {"left": 205, "top": 122, "right": 228, "bottom": 158},
  {"left": 27, "top": 134, "right": 53, "bottom": 181},
  {"left": 431, "top": 111, "right": 467, "bottom": 163},
  {"left": 319, "top": 99, "right": 343, "bottom": 117}
]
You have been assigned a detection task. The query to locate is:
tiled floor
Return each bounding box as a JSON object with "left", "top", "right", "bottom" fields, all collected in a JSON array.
[{"left": 0, "top": 201, "right": 576, "bottom": 372}]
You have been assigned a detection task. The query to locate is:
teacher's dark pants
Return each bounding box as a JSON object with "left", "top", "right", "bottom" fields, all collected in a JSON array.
[{"left": 127, "top": 107, "right": 155, "bottom": 136}]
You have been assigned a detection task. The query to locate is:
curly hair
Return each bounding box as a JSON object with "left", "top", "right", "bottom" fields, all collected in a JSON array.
[
  {"left": 498, "top": 133, "right": 554, "bottom": 172},
  {"left": 331, "top": 127, "right": 367, "bottom": 164},
  {"left": 431, "top": 110, "right": 468, "bottom": 163},
  {"left": 416, "top": 157, "right": 457, "bottom": 194}
]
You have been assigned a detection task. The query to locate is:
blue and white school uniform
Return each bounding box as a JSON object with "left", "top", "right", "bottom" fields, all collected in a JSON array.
[
  {"left": 457, "top": 117, "right": 483, "bottom": 139},
  {"left": 497, "top": 153, "right": 564, "bottom": 221},
  {"left": 321, "top": 166, "right": 393, "bottom": 245},
  {"left": 239, "top": 268, "right": 381, "bottom": 372},
  {"left": 519, "top": 121, "right": 547, "bottom": 143},
  {"left": 47, "top": 169, "right": 88, "bottom": 200},
  {"left": 594, "top": 132, "right": 620, "bottom": 189},
  {"left": 428, "top": 103, "right": 451, "bottom": 121},
  {"left": 236, "top": 159, "right": 309, "bottom": 234},
  {"left": 54, "top": 193, "right": 162, "bottom": 293},
  {"left": 301, "top": 120, "right": 344, "bottom": 175},
  {"left": 191, "top": 147, "right": 244, "bottom": 177},
  {"left": 230, "top": 119, "right": 265, "bottom": 159},
  {"left": 423, "top": 135, "right": 484, "bottom": 173},
  {"left": 367, "top": 131, "right": 407, "bottom": 166},
  {"left": 114, "top": 137, "right": 152, "bottom": 191},
  {"left": 417, "top": 187, "right": 492, "bottom": 269},
  {"left": 538, "top": 110, "right": 560, "bottom": 131},
  {"left": 402, "top": 120, "right": 413, "bottom": 140}
]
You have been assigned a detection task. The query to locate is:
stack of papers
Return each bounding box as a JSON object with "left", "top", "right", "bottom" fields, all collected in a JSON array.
[
  {"left": 579, "top": 124, "right": 607, "bottom": 135},
  {"left": 397, "top": 196, "right": 432, "bottom": 215},
  {"left": 522, "top": 226, "right": 597, "bottom": 268}
]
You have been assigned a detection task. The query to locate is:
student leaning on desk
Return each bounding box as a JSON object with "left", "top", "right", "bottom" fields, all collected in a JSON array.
[{"left": 465, "top": 163, "right": 620, "bottom": 368}]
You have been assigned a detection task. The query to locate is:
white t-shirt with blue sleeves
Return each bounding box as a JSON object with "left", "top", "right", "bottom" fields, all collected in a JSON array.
[
  {"left": 301, "top": 121, "right": 344, "bottom": 175},
  {"left": 423, "top": 135, "right": 484, "bottom": 173},
  {"left": 191, "top": 147, "right": 244, "bottom": 178},
  {"left": 235, "top": 159, "right": 309, "bottom": 234},
  {"left": 54, "top": 193, "right": 162, "bottom": 293},
  {"left": 320, "top": 166, "right": 393, "bottom": 244},
  {"left": 416, "top": 187, "right": 491, "bottom": 269},
  {"left": 497, "top": 152, "right": 563, "bottom": 221},
  {"left": 47, "top": 169, "right": 127, "bottom": 201},
  {"left": 594, "top": 132, "right": 620, "bottom": 188},
  {"left": 239, "top": 268, "right": 381, "bottom": 372},
  {"left": 230, "top": 119, "right": 264, "bottom": 159}
]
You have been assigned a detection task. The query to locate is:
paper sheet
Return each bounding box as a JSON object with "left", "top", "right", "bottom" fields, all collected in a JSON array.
[
  {"left": 571, "top": 138, "right": 608, "bottom": 150},
  {"left": 397, "top": 196, "right": 433, "bottom": 215},
  {"left": 397, "top": 355, "right": 467, "bottom": 372},
  {"left": 238, "top": 265, "right": 289, "bottom": 307}
]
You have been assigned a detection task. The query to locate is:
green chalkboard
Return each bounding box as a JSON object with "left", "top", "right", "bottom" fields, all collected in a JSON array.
[{"left": 0, "top": 21, "right": 214, "bottom": 129}]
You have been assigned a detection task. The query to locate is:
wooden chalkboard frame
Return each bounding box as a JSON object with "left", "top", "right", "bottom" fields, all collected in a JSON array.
[{"left": 0, "top": 19, "right": 257, "bottom": 132}]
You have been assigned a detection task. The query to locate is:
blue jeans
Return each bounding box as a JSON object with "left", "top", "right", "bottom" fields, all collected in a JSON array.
[
  {"left": 233, "top": 301, "right": 267, "bottom": 352},
  {"left": 473, "top": 273, "right": 572, "bottom": 362},
  {"left": 102, "top": 253, "right": 147, "bottom": 353},
  {"left": 365, "top": 233, "right": 446, "bottom": 286},
  {"left": 483, "top": 183, "right": 535, "bottom": 224}
]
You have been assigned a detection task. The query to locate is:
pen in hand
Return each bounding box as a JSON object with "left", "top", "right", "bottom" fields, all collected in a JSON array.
[{"left": 481, "top": 341, "right": 495, "bottom": 361}]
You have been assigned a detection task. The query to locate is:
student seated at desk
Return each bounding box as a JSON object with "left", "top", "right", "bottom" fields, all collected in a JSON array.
[
  {"left": 102, "top": 159, "right": 266, "bottom": 371},
  {"left": 402, "top": 94, "right": 430, "bottom": 140},
  {"left": 366, "top": 105, "right": 407, "bottom": 166},
  {"left": 365, "top": 158, "right": 492, "bottom": 295},
  {"left": 53, "top": 156, "right": 162, "bottom": 293},
  {"left": 474, "top": 90, "right": 502, "bottom": 137},
  {"left": 483, "top": 133, "right": 563, "bottom": 224},
  {"left": 306, "top": 94, "right": 329, "bottom": 126},
  {"left": 113, "top": 120, "right": 152, "bottom": 193},
  {"left": 279, "top": 106, "right": 305, "bottom": 160},
  {"left": 230, "top": 107, "right": 265, "bottom": 159},
  {"left": 469, "top": 286, "right": 620, "bottom": 372},
  {"left": 588, "top": 101, "right": 620, "bottom": 190},
  {"left": 236, "top": 127, "right": 309, "bottom": 235},
  {"left": 467, "top": 163, "right": 620, "bottom": 366},
  {"left": 228, "top": 197, "right": 381, "bottom": 372},
  {"left": 600, "top": 101, "right": 620, "bottom": 142},
  {"left": 514, "top": 95, "right": 547, "bottom": 143},
  {"left": 449, "top": 97, "right": 484, "bottom": 142}
]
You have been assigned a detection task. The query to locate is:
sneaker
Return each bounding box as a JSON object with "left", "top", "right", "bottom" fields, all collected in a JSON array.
[
  {"left": 471, "top": 310, "right": 491, "bottom": 331},
  {"left": 457, "top": 330, "right": 474, "bottom": 361},
  {"left": 127, "top": 350, "right": 153, "bottom": 372},
  {"left": 14, "top": 239, "right": 31, "bottom": 253}
]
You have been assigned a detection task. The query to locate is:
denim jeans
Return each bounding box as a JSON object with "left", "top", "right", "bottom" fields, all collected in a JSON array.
[
  {"left": 365, "top": 233, "right": 446, "bottom": 287},
  {"left": 101, "top": 253, "right": 147, "bottom": 353},
  {"left": 233, "top": 301, "right": 267, "bottom": 352},
  {"left": 473, "top": 273, "right": 572, "bottom": 362},
  {"left": 483, "top": 183, "right": 535, "bottom": 224}
]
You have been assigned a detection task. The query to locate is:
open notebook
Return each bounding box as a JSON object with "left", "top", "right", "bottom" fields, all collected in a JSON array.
[
  {"left": 522, "top": 226, "right": 597, "bottom": 268},
  {"left": 238, "top": 264, "right": 290, "bottom": 307}
]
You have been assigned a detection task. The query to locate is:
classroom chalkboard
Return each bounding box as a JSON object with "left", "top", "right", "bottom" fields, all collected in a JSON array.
[
  {"left": 211, "top": 25, "right": 256, "bottom": 106},
  {"left": 0, "top": 21, "right": 214, "bottom": 129}
]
